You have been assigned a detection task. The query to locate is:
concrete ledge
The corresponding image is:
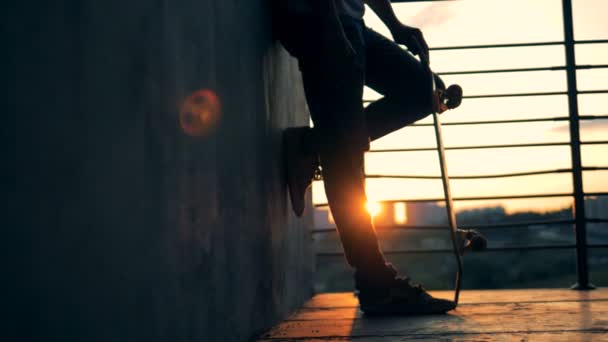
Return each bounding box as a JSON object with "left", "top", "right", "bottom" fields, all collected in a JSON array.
[{"left": 12, "top": 1, "right": 313, "bottom": 341}]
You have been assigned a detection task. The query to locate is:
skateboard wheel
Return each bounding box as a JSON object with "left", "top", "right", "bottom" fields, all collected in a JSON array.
[
  {"left": 457, "top": 229, "right": 487, "bottom": 253},
  {"left": 469, "top": 235, "right": 487, "bottom": 251},
  {"left": 445, "top": 85, "right": 463, "bottom": 109}
]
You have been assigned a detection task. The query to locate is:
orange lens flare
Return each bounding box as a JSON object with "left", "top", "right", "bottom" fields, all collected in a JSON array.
[{"left": 179, "top": 89, "right": 221, "bottom": 137}]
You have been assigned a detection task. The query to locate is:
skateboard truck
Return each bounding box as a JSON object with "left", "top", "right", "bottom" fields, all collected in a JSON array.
[
  {"left": 423, "top": 60, "right": 487, "bottom": 306},
  {"left": 456, "top": 229, "right": 487, "bottom": 255},
  {"left": 432, "top": 74, "right": 463, "bottom": 114}
]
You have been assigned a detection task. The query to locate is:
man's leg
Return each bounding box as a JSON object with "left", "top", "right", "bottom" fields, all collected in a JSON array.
[
  {"left": 283, "top": 22, "right": 437, "bottom": 217},
  {"left": 363, "top": 27, "right": 436, "bottom": 141},
  {"left": 282, "top": 18, "right": 455, "bottom": 315},
  {"left": 305, "top": 27, "right": 432, "bottom": 269},
  {"left": 296, "top": 18, "right": 391, "bottom": 278},
  {"left": 348, "top": 26, "right": 457, "bottom": 314}
]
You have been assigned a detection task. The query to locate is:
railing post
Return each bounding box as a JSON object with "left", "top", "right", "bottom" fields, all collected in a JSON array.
[{"left": 562, "top": 0, "right": 594, "bottom": 290}]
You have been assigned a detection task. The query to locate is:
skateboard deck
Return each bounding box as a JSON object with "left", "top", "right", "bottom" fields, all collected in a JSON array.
[{"left": 425, "top": 63, "right": 486, "bottom": 305}]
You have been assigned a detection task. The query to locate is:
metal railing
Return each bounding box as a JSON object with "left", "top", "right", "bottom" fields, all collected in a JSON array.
[{"left": 312, "top": 0, "right": 607, "bottom": 289}]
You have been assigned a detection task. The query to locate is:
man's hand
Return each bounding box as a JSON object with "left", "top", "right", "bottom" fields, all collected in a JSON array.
[
  {"left": 390, "top": 24, "right": 429, "bottom": 65},
  {"left": 364, "top": 0, "right": 430, "bottom": 64}
]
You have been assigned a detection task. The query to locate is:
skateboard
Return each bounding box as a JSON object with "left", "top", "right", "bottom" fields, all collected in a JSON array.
[{"left": 424, "top": 62, "right": 487, "bottom": 306}]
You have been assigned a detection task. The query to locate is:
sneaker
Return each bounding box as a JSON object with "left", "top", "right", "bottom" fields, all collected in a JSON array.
[
  {"left": 283, "top": 127, "right": 317, "bottom": 217},
  {"left": 356, "top": 266, "right": 456, "bottom": 315}
]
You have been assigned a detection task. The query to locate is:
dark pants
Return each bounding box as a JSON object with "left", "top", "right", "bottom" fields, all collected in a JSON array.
[{"left": 279, "top": 16, "right": 435, "bottom": 280}]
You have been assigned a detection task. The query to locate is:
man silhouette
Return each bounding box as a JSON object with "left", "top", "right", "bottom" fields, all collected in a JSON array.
[{"left": 277, "top": 0, "right": 458, "bottom": 314}]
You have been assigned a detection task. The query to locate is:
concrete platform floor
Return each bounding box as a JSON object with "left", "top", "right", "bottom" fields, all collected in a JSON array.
[{"left": 258, "top": 289, "right": 608, "bottom": 341}]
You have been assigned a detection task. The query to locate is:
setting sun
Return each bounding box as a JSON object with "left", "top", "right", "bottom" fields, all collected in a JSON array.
[{"left": 365, "top": 201, "right": 382, "bottom": 218}]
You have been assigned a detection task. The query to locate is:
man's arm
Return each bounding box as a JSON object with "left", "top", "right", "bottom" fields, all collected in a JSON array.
[
  {"left": 364, "top": 0, "right": 429, "bottom": 64},
  {"left": 364, "top": 0, "right": 401, "bottom": 30}
]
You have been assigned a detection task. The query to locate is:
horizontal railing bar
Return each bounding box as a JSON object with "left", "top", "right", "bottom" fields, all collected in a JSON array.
[
  {"left": 438, "top": 66, "right": 563, "bottom": 76},
  {"left": 576, "top": 39, "right": 608, "bottom": 45},
  {"left": 311, "top": 219, "right": 576, "bottom": 234},
  {"left": 317, "top": 244, "right": 608, "bottom": 256},
  {"left": 463, "top": 91, "right": 566, "bottom": 99},
  {"left": 410, "top": 115, "right": 608, "bottom": 127},
  {"left": 314, "top": 192, "right": 608, "bottom": 207},
  {"left": 392, "top": 0, "right": 453, "bottom": 2},
  {"left": 364, "top": 90, "right": 608, "bottom": 104},
  {"left": 364, "top": 91, "right": 566, "bottom": 103},
  {"left": 583, "top": 141, "right": 608, "bottom": 146},
  {"left": 581, "top": 114, "right": 608, "bottom": 120},
  {"left": 580, "top": 89, "right": 608, "bottom": 95},
  {"left": 429, "top": 41, "right": 564, "bottom": 51},
  {"left": 584, "top": 166, "right": 608, "bottom": 172},
  {"left": 413, "top": 117, "right": 566, "bottom": 126},
  {"left": 368, "top": 140, "right": 608, "bottom": 153},
  {"left": 314, "top": 166, "right": 608, "bottom": 182},
  {"left": 460, "top": 90, "right": 605, "bottom": 100},
  {"left": 317, "top": 245, "right": 579, "bottom": 256},
  {"left": 312, "top": 218, "right": 608, "bottom": 234},
  {"left": 586, "top": 192, "right": 608, "bottom": 197},
  {"left": 425, "top": 39, "right": 608, "bottom": 51},
  {"left": 365, "top": 167, "right": 608, "bottom": 180},
  {"left": 313, "top": 193, "right": 575, "bottom": 208},
  {"left": 578, "top": 64, "right": 608, "bottom": 70},
  {"left": 314, "top": 192, "right": 608, "bottom": 208},
  {"left": 437, "top": 64, "right": 608, "bottom": 76},
  {"left": 365, "top": 168, "right": 570, "bottom": 180},
  {"left": 370, "top": 142, "right": 568, "bottom": 152}
]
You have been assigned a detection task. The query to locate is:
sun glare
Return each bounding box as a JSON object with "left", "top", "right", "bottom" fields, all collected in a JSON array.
[{"left": 365, "top": 201, "right": 382, "bottom": 218}]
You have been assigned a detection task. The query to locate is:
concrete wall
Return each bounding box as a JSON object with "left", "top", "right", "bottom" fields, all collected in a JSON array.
[{"left": 10, "top": 0, "right": 313, "bottom": 340}]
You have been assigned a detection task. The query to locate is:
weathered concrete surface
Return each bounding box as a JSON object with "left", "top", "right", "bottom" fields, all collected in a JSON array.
[
  {"left": 259, "top": 289, "right": 608, "bottom": 341},
  {"left": 10, "top": 0, "right": 313, "bottom": 341}
]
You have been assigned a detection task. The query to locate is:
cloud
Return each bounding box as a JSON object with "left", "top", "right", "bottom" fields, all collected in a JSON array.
[
  {"left": 408, "top": 3, "right": 455, "bottom": 29},
  {"left": 551, "top": 120, "right": 608, "bottom": 133}
]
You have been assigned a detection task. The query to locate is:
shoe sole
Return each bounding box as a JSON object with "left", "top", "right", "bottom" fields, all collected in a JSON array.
[
  {"left": 360, "top": 299, "right": 456, "bottom": 316},
  {"left": 361, "top": 304, "right": 455, "bottom": 316}
]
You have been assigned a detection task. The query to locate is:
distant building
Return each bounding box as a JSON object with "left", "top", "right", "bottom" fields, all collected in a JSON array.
[
  {"left": 586, "top": 196, "right": 608, "bottom": 219},
  {"left": 456, "top": 206, "right": 506, "bottom": 224},
  {"left": 313, "top": 207, "right": 334, "bottom": 229},
  {"left": 405, "top": 202, "right": 448, "bottom": 225},
  {"left": 313, "top": 201, "right": 448, "bottom": 228}
]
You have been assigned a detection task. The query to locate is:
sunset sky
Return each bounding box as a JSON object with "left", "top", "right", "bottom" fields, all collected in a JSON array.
[{"left": 312, "top": 0, "right": 608, "bottom": 214}]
